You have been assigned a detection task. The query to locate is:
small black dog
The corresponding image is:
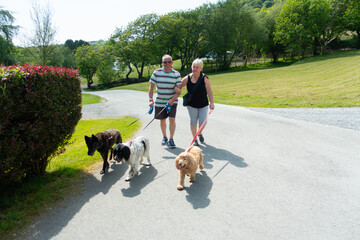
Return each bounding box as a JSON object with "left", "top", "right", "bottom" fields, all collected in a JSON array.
[{"left": 85, "top": 128, "right": 122, "bottom": 174}]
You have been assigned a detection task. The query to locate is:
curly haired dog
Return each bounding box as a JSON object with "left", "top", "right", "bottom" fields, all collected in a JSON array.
[
  {"left": 113, "top": 136, "right": 151, "bottom": 181},
  {"left": 85, "top": 128, "right": 122, "bottom": 175},
  {"left": 175, "top": 146, "right": 204, "bottom": 190}
]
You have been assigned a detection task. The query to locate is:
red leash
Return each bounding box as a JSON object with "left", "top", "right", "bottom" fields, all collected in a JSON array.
[{"left": 188, "top": 109, "right": 214, "bottom": 150}]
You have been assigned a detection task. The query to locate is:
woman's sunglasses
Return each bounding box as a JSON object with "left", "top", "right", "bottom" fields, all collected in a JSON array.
[{"left": 163, "top": 61, "right": 172, "bottom": 64}]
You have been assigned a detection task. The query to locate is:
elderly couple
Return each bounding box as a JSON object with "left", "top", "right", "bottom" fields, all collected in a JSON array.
[{"left": 148, "top": 54, "right": 215, "bottom": 149}]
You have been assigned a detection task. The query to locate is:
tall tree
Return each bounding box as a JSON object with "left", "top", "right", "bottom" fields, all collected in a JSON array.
[
  {"left": 26, "top": 1, "right": 57, "bottom": 65},
  {"left": 203, "top": 0, "right": 264, "bottom": 70},
  {"left": 75, "top": 45, "right": 111, "bottom": 88},
  {"left": 274, "top": 0, "right": 314, "bottom": 60},
  {"left": 260, "top": 1, "right": 285, "bottom": 63},
  {"left": 343, "top": 0, "right": 360, "bottom": 48},
  {"left": 110, "top": 27, "right": 135, "bottom": 80},
  {"left": 111, "top": 14, "right": 159, "bottom": 80},
  {"left": 0, "top": 7, "right": 19, "bottom": 65}
]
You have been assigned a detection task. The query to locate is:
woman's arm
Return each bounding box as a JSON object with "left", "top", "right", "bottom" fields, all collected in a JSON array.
[
  {"left": 174, "top": 75, "right": 189, "bottom": 93},
  {"left": 204, "top": 76, "right": 215, "bottom": 110}
]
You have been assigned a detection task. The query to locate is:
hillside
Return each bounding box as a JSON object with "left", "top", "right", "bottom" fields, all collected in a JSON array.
[{"left": 114, "top": 50, "right": 360, "bottom": 108}]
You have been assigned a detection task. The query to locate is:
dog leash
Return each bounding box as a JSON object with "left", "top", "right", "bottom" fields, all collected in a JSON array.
[
  {"left": 138, "top": 104, "right": 168, "bottom": 134},
  {"left": 187, "top": 109, "right": 214, "bottom": 151},
  {"left": 117, "top": 106, "right": 155, "bottom": 135}
]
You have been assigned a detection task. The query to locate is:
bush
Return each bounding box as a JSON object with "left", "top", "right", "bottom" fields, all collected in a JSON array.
[{"left": 0, "top": 65, "right": 82, "bottom": 184}]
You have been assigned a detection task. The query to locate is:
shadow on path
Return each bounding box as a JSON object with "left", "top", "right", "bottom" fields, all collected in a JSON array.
[
  {"left": 201, "top": 143, "right": 248, "bottom": 175},
  {"left": 21, "top": 161, "right": 155, "bottom": 240},
  {"left": 184, "top": 171, "right": 213, "bottom": 209},
  {"left": 121, "top": 165, "right": 158, "bottom": 198}
]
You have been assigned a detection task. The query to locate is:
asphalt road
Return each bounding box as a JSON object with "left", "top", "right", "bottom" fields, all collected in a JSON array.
[{"left": 18, "top": 90, "right": 360, "bottom": 240}]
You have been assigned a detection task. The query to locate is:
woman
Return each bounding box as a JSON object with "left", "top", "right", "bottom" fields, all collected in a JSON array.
[{"left": 176, "top": 58, "right": 215, "bottom": 146}]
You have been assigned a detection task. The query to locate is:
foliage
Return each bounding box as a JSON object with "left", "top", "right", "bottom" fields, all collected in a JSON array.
[
  {"left": 0, "top": 7, "right": 19, "bottom": 65},
  {"left": 96, "top": 59, "right": 122, "bottom": 87},
  {"left": 203, "top": 0, "right": 265, "bottom": 70},
  {"left": 274, "top": 0, "right": 313, "bottom": 59},
  {"left": 75, "top": 45, "right": 111, "bottom": 88},
  {"left": 110, "top": 14, "right": 159, "bottom": 80},
  {"left": 0, "top": 65, "right": 82, "bottom": 184},
  {"left": 64, "top": 39, "right": 90, "bottom": 51},
  {"left": 343, "top": 0, "right": 360, "bottom": 48},
  {"left": 259, "top": 1, "right": 285, "bottom": 62},
  {"left": 243, "top": 0, "right": 276, "bottom": 9}
]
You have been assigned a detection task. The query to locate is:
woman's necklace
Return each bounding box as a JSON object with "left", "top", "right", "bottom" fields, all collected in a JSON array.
[{"left": 191, "top": 73, "right": 200, "bottom": 83}]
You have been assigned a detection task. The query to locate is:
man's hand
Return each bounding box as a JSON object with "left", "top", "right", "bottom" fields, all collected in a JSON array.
[{"left": 149, "top": 99, "right": 154, "bottom": 107}]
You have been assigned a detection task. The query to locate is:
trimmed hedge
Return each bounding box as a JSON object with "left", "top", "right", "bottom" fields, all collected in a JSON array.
[{"left": 0, "top": 65, "right": 82, "bottom": 183}]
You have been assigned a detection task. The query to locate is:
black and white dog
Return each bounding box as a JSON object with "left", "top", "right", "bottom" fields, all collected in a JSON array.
[{"left": 113, "top": 136, "right": 151, "bottom": 181}]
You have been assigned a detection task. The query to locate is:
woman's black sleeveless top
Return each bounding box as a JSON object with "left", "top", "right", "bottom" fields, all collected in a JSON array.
[{"left": 186, "top": 73, "right": 209, "bottom": 108}]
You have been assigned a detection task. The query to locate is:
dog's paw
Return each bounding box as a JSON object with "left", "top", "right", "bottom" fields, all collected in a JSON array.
[{"left": 177, "top": 185, "right": 184, "bottom": 190}]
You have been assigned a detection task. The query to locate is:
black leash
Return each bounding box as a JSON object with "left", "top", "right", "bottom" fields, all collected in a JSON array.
[
  {"left": 119, "top": 111, "right": 149, "bottom": 133},
  {"left": 138, "top": 105, "right": 167, "bottom": 133}
]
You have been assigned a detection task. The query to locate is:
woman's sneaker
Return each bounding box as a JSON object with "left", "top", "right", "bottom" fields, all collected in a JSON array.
[
  {"left": 161, "top": 136, "right": 168, "bottom": 145},
  {"left": 193, "top": 140, "right": 199, "bottom": 146},
  {"left": 167, "top": 139, "right": 176, "bottom": 149},
  {"left": 198, "top": 134, "right": 204, "bottom": 143}
]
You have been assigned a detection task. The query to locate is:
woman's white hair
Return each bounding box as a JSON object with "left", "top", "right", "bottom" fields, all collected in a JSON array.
[{"left": 192, "top": 58, "right": 203, "bottom": 69}]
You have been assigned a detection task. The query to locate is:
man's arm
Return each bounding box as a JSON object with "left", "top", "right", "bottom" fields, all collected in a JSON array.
[{"left": 148, "top": 82, "right": 155, "bottom": 106}]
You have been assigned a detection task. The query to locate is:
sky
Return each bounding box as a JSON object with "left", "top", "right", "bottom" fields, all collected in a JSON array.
[{"left": 2, "top": 0, "right": 219, "bottom": 46}]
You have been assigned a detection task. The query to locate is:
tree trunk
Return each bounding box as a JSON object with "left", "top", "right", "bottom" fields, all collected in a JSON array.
[
  {"left": 138, "top": 62, "right": 145, "bottom": 80},
  {"left": 126, "top": 62, "right": 132, "bottom": 80},
  {"left": 87, "top": 77, "right": 93, "bottom": 88}
]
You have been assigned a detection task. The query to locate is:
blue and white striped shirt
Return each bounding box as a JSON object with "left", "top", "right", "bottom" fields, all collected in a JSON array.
[{"left": 149, "top": 68, "right": 181, "bottom": 107}]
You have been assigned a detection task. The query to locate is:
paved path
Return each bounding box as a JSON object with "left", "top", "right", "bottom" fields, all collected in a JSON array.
[{"left": 20, "top": 90, "right": 360, "bottom": 240}]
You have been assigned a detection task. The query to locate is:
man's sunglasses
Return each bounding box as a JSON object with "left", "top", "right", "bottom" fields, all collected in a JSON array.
[{"left": 163, "top": 61, "right": 172, "bottom": 64}]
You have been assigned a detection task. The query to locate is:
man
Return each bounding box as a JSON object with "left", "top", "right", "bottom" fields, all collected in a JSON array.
[{"left": 148, "top": 55, "right": 181, "bottom": 149}]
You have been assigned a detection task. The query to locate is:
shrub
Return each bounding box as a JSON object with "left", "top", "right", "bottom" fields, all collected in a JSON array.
[{"left": 0, "top": 65, "right": 82, "bottom": 184}]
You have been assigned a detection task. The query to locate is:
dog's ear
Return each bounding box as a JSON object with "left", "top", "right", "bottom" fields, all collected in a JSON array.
[
  {"left": 185, "top": 154, "right": 195, "bottom": 170},
  {"left": 85, "top": 136, "right": 90, "bottom": 144},
  {"left": 175, "top": 156, "right": 180, "bottom": 170},
  {"left": 91, "top": 134, "right": 99, "bottom": 142},
  {"left": 122, "top": 146, "right": 131, "bottom": 161}
]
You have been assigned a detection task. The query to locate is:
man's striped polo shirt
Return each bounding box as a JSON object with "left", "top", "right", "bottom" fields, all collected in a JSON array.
[{"left": 149, "top": 68, "right": 181, "bottom": 107}]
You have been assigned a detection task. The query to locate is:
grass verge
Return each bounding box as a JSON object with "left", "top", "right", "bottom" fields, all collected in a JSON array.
[{"left": 82, "top": 93, "right": 106, "bottom": 105}]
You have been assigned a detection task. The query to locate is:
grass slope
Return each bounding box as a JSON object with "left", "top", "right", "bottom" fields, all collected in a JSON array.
[{"left": 113, "top": 50, "right": 360, "bottom": 108}]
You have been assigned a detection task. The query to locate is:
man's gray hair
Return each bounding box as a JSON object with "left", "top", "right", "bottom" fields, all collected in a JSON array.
[{"left": 162, "top": 54, "right": 173, "bottom": 61}]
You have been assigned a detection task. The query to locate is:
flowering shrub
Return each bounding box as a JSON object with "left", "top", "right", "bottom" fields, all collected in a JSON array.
[{"left": 0, "top": 65, "right": 82, "bottom": 183}]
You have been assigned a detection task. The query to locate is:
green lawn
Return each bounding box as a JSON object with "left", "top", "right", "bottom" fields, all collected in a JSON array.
[
  {"left": 82, "top": 93, "right": 106, "bottom": 104},
  {"left": 113, "top": 50, "right": 360, "bottom": 108}
]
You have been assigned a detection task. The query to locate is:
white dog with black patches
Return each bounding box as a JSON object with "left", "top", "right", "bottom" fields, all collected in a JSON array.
[{"left": 113, "top": 136, "right": 151, "bottom": 181}]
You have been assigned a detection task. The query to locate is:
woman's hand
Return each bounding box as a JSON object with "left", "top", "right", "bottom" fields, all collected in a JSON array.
[{"left": 210, "top": 102, "right": 215, "bottom": 110}]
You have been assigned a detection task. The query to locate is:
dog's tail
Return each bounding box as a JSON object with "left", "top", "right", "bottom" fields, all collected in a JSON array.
[{"left": 141, "top": 140, "right": 146, "bottom": 152}]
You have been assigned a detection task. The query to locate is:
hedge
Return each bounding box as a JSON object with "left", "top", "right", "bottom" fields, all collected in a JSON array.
[{"left": 0, "top": 65, "right": 82, "bottom": 184}]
